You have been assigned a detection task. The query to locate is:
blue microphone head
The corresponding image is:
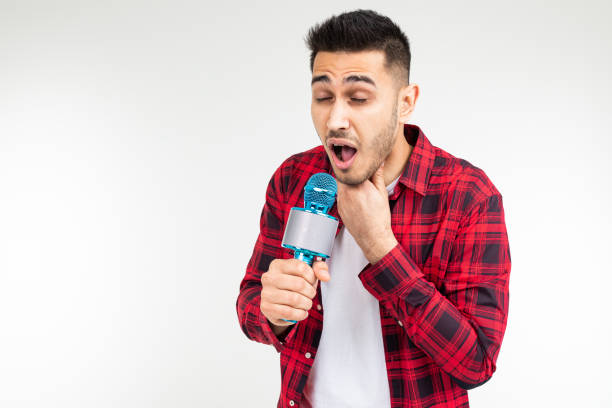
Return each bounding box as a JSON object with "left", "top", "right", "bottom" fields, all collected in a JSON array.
[{"left": 304, "top": 172, "right": 337, "bottom": 214}]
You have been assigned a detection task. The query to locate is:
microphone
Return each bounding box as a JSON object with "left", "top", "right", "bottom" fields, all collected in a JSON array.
[{"left": 280, "top": 172, "right": 339, "bottom": 323}]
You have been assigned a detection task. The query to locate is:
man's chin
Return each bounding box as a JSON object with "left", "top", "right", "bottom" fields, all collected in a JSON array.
[
  {"left": 333, "top": 168, "right": 369, "bottom": 186},
  {"left": 328, "top": 153, "right": 377, "bottom": 185}
]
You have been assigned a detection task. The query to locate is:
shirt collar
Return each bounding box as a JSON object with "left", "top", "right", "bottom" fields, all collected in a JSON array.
[{"left": 392, "top": 123, "right": 435, "bottom": 199}]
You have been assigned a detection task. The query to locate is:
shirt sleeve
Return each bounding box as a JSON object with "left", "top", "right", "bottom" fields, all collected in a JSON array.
[
  {"left": 358, "top": 193, "right": 511, "bottom": 389},
  {"left": 236, "top": 163, "right": 299, "bottom": 353}
]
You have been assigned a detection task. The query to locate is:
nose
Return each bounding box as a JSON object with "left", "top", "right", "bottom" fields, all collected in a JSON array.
[{"left": 327, "top": 100, "right": 349, "bottom": 131}]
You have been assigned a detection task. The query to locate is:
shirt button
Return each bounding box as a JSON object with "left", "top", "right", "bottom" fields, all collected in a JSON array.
[
  {"left": 398, "top": 320, "right": 403, "bottom": 326},
  {"left": 316, "top": 304, "right": 322, "bottom": 311},
  {"left": 289, "top": 400, "right": 295, "bottom": 406},
  {"left": 305, "top": 352, "right": 312, "bottom": 359}
]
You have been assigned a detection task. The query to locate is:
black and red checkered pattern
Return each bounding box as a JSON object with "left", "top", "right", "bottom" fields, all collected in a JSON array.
[{"left": 237, "top": 124, "right": 511, "bottom": 408}]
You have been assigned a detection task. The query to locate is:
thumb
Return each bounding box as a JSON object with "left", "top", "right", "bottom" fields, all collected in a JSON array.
[
  {"left": 313, "top": 260, "right": 330, "bottom": 282},
  {"left": 371, "top": 161, "right": 386, "bottom": 192}
]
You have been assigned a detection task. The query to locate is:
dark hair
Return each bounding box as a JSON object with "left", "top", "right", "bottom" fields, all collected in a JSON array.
[{"left": 305, "top": 9, "right": 411, "bottom": 85}]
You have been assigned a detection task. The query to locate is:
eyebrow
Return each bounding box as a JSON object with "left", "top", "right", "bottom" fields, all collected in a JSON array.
[{"left": 311, "top": 74, "right": 377, "bottom": 87}]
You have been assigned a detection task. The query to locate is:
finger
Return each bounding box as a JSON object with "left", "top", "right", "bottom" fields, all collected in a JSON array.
[
  {"left": 337, "top": 178, "right": 350, "bottom": 196},
  {"left": 274, "top": 274, "right": 317, "bottom": 299},
  {"left": 313, "top": 260, "right": 330, "bottom": 282},
  {"left": 272, "top": 289, "right": 313, "bottom": 311},
  {"left": 370, "top": 160, "right": 386, "bottom": 192},
  {"left": 269, "top": 304, "right": 309, "bottom": 323},
  {"left": 335, "top": 181, "right": 343, "bottom": 199},
  {"left": 279, "top": 258, "right": 316, "bottom": 285}
]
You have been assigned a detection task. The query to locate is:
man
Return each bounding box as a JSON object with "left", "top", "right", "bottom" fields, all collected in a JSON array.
[{"left": 237, "top": 9, "right": 511, "bottom": 408}]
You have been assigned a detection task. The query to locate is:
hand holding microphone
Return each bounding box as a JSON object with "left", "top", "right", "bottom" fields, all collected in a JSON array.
[
  {"left": 260, "top": 258, "right": 330, "bottom": 328},
  {"left": 260, "top": 172, "right": 339, "bottom": 328}
]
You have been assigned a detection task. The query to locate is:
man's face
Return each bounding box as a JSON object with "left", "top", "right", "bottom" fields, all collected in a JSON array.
[{"left": 311, "top": 50, "right": 401, "bottom": 185}]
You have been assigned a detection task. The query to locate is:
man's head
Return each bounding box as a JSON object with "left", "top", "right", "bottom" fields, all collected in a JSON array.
[{"left": 306, "top": 9, "right": 419, "bottom": 185}]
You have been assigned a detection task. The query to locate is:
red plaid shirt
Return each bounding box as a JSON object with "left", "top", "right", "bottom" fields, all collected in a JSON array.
[{"left": 237, "top": 124, "right": 511, "bottom": 408}]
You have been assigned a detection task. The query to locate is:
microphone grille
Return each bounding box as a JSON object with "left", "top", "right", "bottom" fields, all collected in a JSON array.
[{"left": 304, "top": 172, "right": 337, "bottom": 211}]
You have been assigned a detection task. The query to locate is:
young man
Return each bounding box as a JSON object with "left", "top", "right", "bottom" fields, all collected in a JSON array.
[{"left": 237, "top": 9, "right": 511, "bottom": 408}]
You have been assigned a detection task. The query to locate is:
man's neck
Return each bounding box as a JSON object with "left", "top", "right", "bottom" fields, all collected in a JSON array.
[{"left": 384, "top": 127, "right": 414, "bottom": 186}]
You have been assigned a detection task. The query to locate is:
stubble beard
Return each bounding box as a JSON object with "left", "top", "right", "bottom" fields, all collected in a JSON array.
[{"left": 338, "top": 103, "right": 399, "bottom": 186}]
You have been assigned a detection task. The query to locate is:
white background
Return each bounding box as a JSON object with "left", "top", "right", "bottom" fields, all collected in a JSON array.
[{"left": 1, "top": 1, "right": 611, "bottom": 407}]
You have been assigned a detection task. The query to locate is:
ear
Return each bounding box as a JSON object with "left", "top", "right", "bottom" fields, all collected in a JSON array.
[{"left": 397, "top": 83, "right": 419, "bottom": 123}]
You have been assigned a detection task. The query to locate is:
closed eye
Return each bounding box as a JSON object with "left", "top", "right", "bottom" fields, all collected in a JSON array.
[{"left": 315, "top": 97, "right": 367, "bottom": 103}]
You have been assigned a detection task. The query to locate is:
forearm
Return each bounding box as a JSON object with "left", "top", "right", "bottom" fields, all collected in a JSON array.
[
  {"left": 359, "top": 242, "right": 509, "bottom": 389},
  {"left": 237, "top": 285, "right": 286, "bottom": 352},
  {"left": 237, "top": 159, "right": 300, "bottom": 352},
  {"left": 399, "top": 280, "right": 506, "bottom": 388}
]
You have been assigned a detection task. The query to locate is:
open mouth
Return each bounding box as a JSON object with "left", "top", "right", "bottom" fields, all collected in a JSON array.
[{"left": 327, "top": 139, "right": 358, "bottom": 170}]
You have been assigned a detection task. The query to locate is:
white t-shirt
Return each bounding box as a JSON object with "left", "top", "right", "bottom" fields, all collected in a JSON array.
[{"left": 301, "top": 175, "right": 400, "bottom": 408}]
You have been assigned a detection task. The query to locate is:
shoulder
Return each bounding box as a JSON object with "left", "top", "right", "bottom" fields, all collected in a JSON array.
[{"left": 429, "top": 144, "right": 502, "bottom": 214}]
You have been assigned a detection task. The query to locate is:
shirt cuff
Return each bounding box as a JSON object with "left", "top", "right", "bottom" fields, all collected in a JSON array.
[
  {"left": 259, "top": 310, "right": 298, "bottom": 353},
  {"left": 358, "top": 242, "right": 435, "bottom": 305}
]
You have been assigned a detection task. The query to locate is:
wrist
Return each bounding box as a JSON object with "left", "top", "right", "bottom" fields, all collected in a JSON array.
[
  {"left": 366, "top": 235, "right": 398, "bottom": 264},
  {"left": 269, "top": 319, "right": 291, "bottom": 337}
]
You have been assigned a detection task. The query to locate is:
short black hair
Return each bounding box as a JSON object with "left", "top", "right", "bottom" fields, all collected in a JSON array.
[{"left": 305, "top": 9, "right": 411, "bottom": 85}]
